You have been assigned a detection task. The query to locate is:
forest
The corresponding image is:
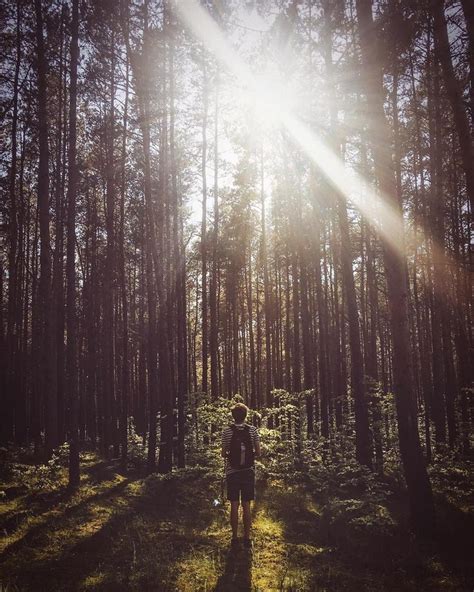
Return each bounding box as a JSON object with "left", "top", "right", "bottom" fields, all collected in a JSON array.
[{"left": 0, "top": 0, "right": 473, "bottom": 590}]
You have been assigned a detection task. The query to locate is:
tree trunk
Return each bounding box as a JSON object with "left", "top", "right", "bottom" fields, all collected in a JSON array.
[
  {"left": 427, "top": 27, "right": 447, "bottom": 445},
  {"left": 4, "top": 0, "right": 22, "bottom": 445},
  {"left": 201, "top": 67, "right": 209, "bottom": 396},
  {"left": 119, "top": 25, "right": 130, "bottom": 468},
  {"left": 460, "top": 0, "right": 474, "bottom": 120},
  {"left": 34, "top": 0, "right": 56, "bottom": 457},
  {"left": 66, "top": 0, "right": 80, "bottom": 487},
  {"left": 356, "top": 0, "right": 435, "bottom": 533},
  {"left": 210, "top": 80, "right": 220, "bottom": 401},
  {"left": 432, "top": 0, "right": 474, "bottom": 214}
]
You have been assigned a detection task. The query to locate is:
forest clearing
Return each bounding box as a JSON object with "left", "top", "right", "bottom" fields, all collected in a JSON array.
[{"left": 1, "top": 0, "right": 473, "bottom": 589}]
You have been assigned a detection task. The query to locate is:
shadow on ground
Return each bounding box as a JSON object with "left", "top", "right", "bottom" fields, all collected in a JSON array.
[
  {"left": 0, "top": 461, "right": 222, "bottom": 592},
  {"left": 266, "top": 481, "right": 474, "bottom": 592},
  {"left": 1, "top": 464, "right": 473, "bottom": 592},
  {"left": 214, "top": 547, "right": 252, "bottom": 592}
]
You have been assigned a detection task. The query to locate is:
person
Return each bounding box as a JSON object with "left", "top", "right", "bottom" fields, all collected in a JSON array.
[{"left": 221, "top": 402, "right": 261, "bottom": 548}]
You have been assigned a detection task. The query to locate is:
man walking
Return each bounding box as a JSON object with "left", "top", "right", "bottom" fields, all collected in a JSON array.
[{"left": 221, "top": 403, "right": 261, "bottom": 548}]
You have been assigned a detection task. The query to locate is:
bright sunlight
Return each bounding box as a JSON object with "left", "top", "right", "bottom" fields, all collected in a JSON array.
[
  {"left": 2, "top": 0, "right": 472, "bottom": 590},
  {"left": 175, "top": 0, "right": 406, "bottom": 254}
]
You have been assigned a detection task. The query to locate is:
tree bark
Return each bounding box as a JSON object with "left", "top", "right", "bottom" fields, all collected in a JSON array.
[
  {"left": 210, "top": 79, "right": 220, "bottom": 400},
  {"left": 201, "top": 66, "right": 209, "bottom": 396},
  {"left": 34, "top": 0, "right": 56, "bottom": 457},
  {"left": 66, "top": 0, "right": 80, "bottom": 487},
  {"left": 356, "top": 0, "right": 435, "bottom": 532},
  {"left": 432, "top": 0, "right": 474, "bottom": 214}
]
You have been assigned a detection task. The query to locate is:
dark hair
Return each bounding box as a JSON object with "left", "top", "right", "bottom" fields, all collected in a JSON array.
[{"left": 231, "top": 403, "right": 248, "bottom": 423}]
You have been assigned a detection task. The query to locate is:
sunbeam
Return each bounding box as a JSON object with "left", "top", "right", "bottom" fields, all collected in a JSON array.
[
  {"left": 174, "top": 0, "right": 406, "bottom": 254},
  {"left": 2, "top": 1, "right": 472, "bottom": 587}
]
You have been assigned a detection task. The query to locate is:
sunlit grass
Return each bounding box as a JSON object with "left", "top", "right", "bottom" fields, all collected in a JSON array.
[
  {"left": 253, "top": 509, "right": 284, "bottom": 539},
  {"left": 80, "top": 572, "right": 108, "bottom": 590},
  {"left": 250, "top": 483, "right": 325, "bottom": 592},
  {"left": 252, "top": 512, "right": 287, "bottom": 591},
  {"left": 175, "top": 548, "right": 221, "bottom": 592},
  {"left": 1, "top": 457, "right": 472, "bottom": 591},
  {"left": 0, "top": 472, "right": 130, "bottom": 555}
]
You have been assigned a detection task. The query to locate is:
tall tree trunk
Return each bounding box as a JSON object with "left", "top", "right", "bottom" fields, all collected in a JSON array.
[
  {"left": 103, "top": 16, "right": 117, "bottom": 456},
  {"left": 338, "top": 196, "right": 373, "bottom": 467},
  {"left": 169, "top": 17, "right": 187, "bottom": 467},
  {"left": 431, "top": 0, "right": 474, "bottom": 214},
  {"left": 4, "top": 0, "right": 22, "bottom": 444},
  {"left": 119, "top": 29, "right": 130, "bottom": 468},
  {"left": 34, "top": 0, "right": 56, "bottom": 457},
  {"left": 209, "top": 79, "right": 219, "bottom": 400},
  {"left": 312, "top": 190, "right": 329, "bottom": 439},
  {"left": 246, "top": 243, "right": 256, "bottom": 408},
  {"left": 323, "top": 0, "right": 372, "bottom": 466},
  {"left": 460, "top": 0, "right": 474, "bottom": 120},
  {"left": 53, "top": 4, "right": 67, "bottom": 447},
  {"left": 66, "top": 0, "right": 80, "bottom": 487},
  {"left": 157, "top": 12, "right": 173, "bottom": 473},
  {"left": 261, "top": 145, "right": 273, "bottom": 409},
  {"left": 201, "top": 67, "right": 209, "bottom": 396},
  {"left": 356, "top": 0, "right": 435, "bottom": 532},
  {"left": 410, "top": 48, "right": 433, "bottom": 462},
  {"left": 140, "top": 75, "right": 158, "bottom": 472},
  {"left": 291, "top": 245, "right": 301, "bottom": 394},
  {"left": 427, "top": 27, "right": 447, "bottom": 445}
]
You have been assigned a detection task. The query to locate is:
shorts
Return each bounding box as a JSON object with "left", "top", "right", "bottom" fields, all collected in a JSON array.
[{"left": 226, "top": 468, "right": 255, "bottom": 502}]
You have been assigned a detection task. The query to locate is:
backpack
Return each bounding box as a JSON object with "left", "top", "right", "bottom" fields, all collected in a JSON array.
[{"left": 228, "top": 424, "right": 255, "bottom": 470}]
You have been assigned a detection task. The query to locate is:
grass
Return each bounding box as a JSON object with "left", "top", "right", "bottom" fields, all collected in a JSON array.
[{"left": 0, "top": 452, "right": 473, "bottom": 591}]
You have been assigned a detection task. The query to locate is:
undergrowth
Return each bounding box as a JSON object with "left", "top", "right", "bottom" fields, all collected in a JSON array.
[{"left": 0, "top": 394, "right": 473, "bottom": 591}]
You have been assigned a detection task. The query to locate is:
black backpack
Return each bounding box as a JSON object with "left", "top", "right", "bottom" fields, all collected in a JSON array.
[{"left": 228, "top": 424, "right": 255, "bottom": 470}]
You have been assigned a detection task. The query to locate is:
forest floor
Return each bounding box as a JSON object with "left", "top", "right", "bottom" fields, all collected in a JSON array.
[{"left": 0, "top": 451, "right": 473, "bottom": 592}]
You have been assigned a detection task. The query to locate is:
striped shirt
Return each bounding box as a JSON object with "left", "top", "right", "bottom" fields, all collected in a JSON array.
[{"left": 221, "top": 423, "right": 260, "bottom": 475}]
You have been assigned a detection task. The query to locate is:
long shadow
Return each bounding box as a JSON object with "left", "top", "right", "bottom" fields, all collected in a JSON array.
[
  {"left": 45, "top": 480, "right": 219, "bottom": 592},
  {"left": 0, "top": 459, "right": 125, "bottom": 538},
  {"left": 267, "top": 485, "right": 398, "bottom": 591},
  {"left": 212, "top": 479, "right": 263, "bottom": 591},
  {"left": 1, "top": 470, "right": 222, "bottom": 592},
  {"left": 430, "top": 495, "right": 474, "bottom": 588},
  {"left": 2, "top": 490, "right": 140, "bottom": 592},
  {"left": 1, "top": 485, "right": 72, "bottom": 535},
  {"left": 214, "top": 546, "right": 252, "bottom": 592},
  {"left": 270, "top": 482, "right": 474, "bottom": 592},
  {"left": 0, "top": 477, "right": 133, "bottom": 561}
]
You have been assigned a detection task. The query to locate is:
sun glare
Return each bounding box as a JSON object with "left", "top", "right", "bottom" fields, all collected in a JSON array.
[
  {"left": 240, "top": 69, "right": 299, "bottom": 129},
  {"left": 174, "top": 0, "right": 406, "bottom": 253}
]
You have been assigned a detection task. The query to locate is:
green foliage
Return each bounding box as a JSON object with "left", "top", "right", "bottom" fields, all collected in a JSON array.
[
  {"left": 8, "top": 443, "right": 70, "bottom": 491},
  {"left": 1, "top": 435, "right": 473, "bottom": 591},
  {"left": 321, "top": 470, "right": 394, "bottom": 530},
  {"left": 125, "top": 422, "right": 148, "bottom": 467},
  {"left": 1, "top": 390, "right": 472, "bottom": 591},
  {"left": 429, "top": 453, "right": 474, "bottom": 510}
]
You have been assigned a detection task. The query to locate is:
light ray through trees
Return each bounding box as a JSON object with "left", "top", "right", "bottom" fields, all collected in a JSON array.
[{"left": 174, "top": 0, "right": 407, "bottom": 254}]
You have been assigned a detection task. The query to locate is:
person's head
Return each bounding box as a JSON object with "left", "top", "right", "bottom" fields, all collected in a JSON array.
[{"left": 231, "top": 403, "right": 248, "bottom": 424}]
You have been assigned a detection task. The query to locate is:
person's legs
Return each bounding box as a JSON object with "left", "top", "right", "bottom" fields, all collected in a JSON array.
[
  {"left": 242, "top": 501, "right": 251, "bottom": 539},
  {"left": 227, "top": 473, "right": 241, "bottom": 540},
  {"left": 228, "top": 470, "right": 255, "bottom": 542},
  {"left": 230, "top": 501, "right": 239, "bottom": 539},
  {"left": 240, "top": 469, "right": 255, "bottom": 543}
]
